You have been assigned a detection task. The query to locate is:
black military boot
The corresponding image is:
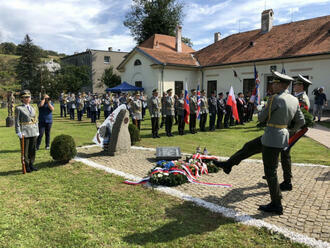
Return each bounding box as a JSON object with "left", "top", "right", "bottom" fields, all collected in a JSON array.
[
  {"left": 30, "top": 164, "right": 38, "bottom": 171},
  {"left": 213, "top": 160, "right": 232, "bottom": 174},
  {"left": 280, "top": 181, "right": 292, "bottom": 191},
  {"left": 258, "top": 202, "right": 283, "bottom": 215}
]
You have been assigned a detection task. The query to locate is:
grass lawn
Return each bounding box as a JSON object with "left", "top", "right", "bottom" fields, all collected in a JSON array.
[{"left": 0, "top": 105, "right": 315, "bottom": 247}]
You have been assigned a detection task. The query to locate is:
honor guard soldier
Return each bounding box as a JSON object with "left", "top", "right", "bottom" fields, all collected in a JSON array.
[
  {"left": 214, "top": 71, "right": 305, "bottom": 214},
  {"left": 208, "top": 90, "right": 217, "bottom": 131},
  {"left": 76, "top": 93, "right": 84, "bottom": 121},
  {"left": 148, "top": 89, "right": 161, "bottom": 138},
  {"left": 199, "top": 90, "right": 208, "bottom": 131},
  {"left": 164, "top": 89, "right": 175, "bottom": 136},
  {"left": 15, "top": 90, "right": 39, "bottom": 172},
  {"left": 176, "top": 90, "right": 186, "bottom": 135},
  {"left": 68, "top": 93, "right": 76, "bottom": 120},
  {"left": 90, "top": 94, "right": 98, "bottom": 123},
  {"left": 293, "top": 74, "right": 312, "bottom": 110},
  {"left": 96, "top": 95, "right": 101, "bottom": 120},
  {"left": 160, "top": 91, "right": 167, "bottom": 128},
  {"left": 130, "top": 92, "right": 142, "bottom": 129},
  {"left": 85, "top": 92, "right": 92, "bottom": 118},
  {"left": 216, "top": 92, "right": 225, "bottom": 128},
  {"left": 102, "top": 93, "right": 112, "bottom": 119},
  {"left": 189, "top": 89, "right": 198, "bottom": 134}
]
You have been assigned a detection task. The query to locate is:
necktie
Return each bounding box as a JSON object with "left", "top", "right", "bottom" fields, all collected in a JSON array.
[{"left": 27, "top": 105, "right": 31, "bottom": 113}]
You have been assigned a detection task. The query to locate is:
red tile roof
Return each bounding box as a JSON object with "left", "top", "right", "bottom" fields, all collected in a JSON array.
[{"left": 194, "top": 15, "right": 330, "bottom": 67}]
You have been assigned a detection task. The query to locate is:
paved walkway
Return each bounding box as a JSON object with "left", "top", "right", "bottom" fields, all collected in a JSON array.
[
  {"left": 306, "top": 118, "right": 330, "bottom": 148},
  {"left": 77, "top": 146, "right": 330, "bottom": 244}
]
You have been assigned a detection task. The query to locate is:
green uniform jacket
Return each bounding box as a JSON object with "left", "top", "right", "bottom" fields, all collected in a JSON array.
[
  {"left": 164, "top": 96, "right": 175, "bottom": 116},
  {"left": 258, "top": 89, "right": 305, "bottom": 148},
  {"left": 200, "top": 96, "right": 209, "bottom": 114},
  {"left": 189, "top": 96, "right": 198, "bottom": 114},
  {"left": 296, "top": 91, "right": 310, "bottom": 109},
  {"left": 148, "top": 96, "right": 161, "bottom": 118},
  {"left": 15, "top": 104, "right": 39, "bottom": 138},
  {"left": 130, "top": 99, "right": 142, "bottom": 120}
]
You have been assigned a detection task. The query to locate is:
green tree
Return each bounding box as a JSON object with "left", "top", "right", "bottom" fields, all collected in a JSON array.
[
  {"left": 124, "top": 0, "right": 185, "bottom": 44},
  {"left": 57, "top": 64, "right": 91, "bottom": 93},
  {"left": 100, "top": 66, "right": 121, "bottom": 88},
  {"left": 15, "top": 34, "right": 41, "bottom": 93},
  {"left": 0, "top": 42, "right": 17, "bottom": 55}
]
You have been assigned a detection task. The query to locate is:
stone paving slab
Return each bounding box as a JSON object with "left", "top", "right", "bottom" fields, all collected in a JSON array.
[
  {"left": 77, "top": 146, "right": 330, "bottom": 243},
  {"left": 306, "top": 124, "right": 330, "bottom": 148}
]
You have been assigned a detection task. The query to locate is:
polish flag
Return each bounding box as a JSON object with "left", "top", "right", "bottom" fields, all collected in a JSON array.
[{"left": 227, "top": 86, "right": 240, "bottom": 122}]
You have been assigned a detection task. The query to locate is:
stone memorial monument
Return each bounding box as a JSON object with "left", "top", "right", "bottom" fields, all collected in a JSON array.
[
  {"left": 156, "top": 147, "right": 182, "bottom": 161},
  {"left": 6, "top": 91, "right": 15, "bottom": 127},
  {"left": 107, "top": 108, "right": 131, "bottom": 156}
]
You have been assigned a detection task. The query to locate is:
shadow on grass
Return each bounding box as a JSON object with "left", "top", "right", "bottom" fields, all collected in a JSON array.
[
  {"left": 0, "top": 149, "right": 20, "bottom": 154},
  {"left": 76, "top": 151, "right": 108, "bottom": 159},
  {"left": 123, "top": 201, "right": 235, "bottom": 245},
  {"left": 35, "top": 160, "right": 66, "bottom": 170},
  {"left": 0, "top": 169, "right": 22, "bottom": 176}
]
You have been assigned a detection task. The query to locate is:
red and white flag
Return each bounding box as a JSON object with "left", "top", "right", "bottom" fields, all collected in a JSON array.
[{"left": 226, "top": 86, "right": 240, "bottom": 122}]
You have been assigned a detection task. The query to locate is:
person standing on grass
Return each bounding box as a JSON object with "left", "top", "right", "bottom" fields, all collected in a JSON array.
[
  {"left": 68, "top": 93, "right": 76, "bottom": 120},
  {"left": 90, "top": 94, "right": 98, "bottom": 123},
  {"left": 148, "top": 89, "right": 161, "bottom": 138},
  {"left": 216, "top": 92, "right": 225, "bottom": 128},
  {"left": 76, "top": 93, "right": 84, "bottom": 121},
  {"left": 189, "top": 89, "right": 198, "bottom": 134},
  {"left": 199, "top": 90, "right": 208, "bottom": 131},
  {"left": 313, "top": 87, "right": 327, "bottom": 122},
  {"left": 208, "top": 90, "right": 217, "bottom": 131},
  {"left": 36, "top": 94, "right": 54, "bottom": 150},
  {"left": 15, "top": 90, "right": 39, "bottom": 172},
  {"left": 164, "top": 89, "right": 175, "bottom": 137},
  {"left": 176, "top": 91, "right": 186, "bottom": 135},
  {"left": 59, "top": 92, "right": 67, "bottom": 118},
  {"left": 130, "top": 92, "right": 142, "bottom": 130},
  {"left": 214, "top": 71, "right": 305, "bottom": 215}
]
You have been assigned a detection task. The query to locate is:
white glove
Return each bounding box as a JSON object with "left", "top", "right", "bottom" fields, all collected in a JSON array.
[
  {"left": 17, "top": 132, "right": 22, "bottom": 139},
  {"left": 256, "top": 105, "right": 263, "bottom": 111}
]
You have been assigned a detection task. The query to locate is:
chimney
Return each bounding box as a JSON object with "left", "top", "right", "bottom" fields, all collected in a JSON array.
[
  {"left": 261, "top": 9, "right": 274, "bottom": 33},
  {"left": 108, "top": 47, "right": 112, "bottom": 51},
  {"left": 176, "top": 25, "right": 182, "bottom": 52},
  {"left": 214, "top": 32, "right": 221, "bottom": 43}
]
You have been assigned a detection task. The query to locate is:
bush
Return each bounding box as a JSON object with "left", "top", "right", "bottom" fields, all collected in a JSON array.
[
  {"left": 128, "top": 123, "right": 140, "bottom": 145},
  {"left": 50, "top": 135, "right": 77, "bottom": 163}
]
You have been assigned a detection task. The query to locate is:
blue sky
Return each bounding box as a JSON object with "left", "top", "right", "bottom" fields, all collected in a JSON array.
[{"left": 0, "top": 0, "right": 329, "bottom": 55}]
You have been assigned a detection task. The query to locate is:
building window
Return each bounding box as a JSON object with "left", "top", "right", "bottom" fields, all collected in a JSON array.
[
  {"left": 134, "top": 59, "right": 142, "bottom": 66},
  {"left": 104, "top": 56, "right": 110, "bottom": 64},
  {"left": 207, "top": 80, "right": 217, "bottom": 97},
  {"left": 243, "top": 79, "right": 256, "bottom": 97},
  {"left": 135, "top": 81, "right": 142, "bottom": 88},
  {"left": 175, "top": 81, "right": 183, "bottom": 96}
]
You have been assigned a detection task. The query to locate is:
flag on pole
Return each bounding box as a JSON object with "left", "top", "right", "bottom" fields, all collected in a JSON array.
[
  {"left": 249, "top": 64, "right": 261, "bottom": 105},
  {"left": 227, "top": 86, "right": 240, "bottom": 122},
  {"left": 196, "top": 84, "right": 201, "bottom": 119},
  {"left": 184, "top": 83, "right": 190, "bottom": 124},
  {"left": 281, "top": 64, "right": 286, "bottom": 74}
]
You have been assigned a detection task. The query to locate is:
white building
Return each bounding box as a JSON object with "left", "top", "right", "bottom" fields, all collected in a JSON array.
[{"left": 118, "top": 10, "right": 330, "bottom": 109}]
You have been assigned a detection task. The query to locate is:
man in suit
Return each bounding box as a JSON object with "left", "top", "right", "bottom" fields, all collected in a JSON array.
[
  {"left": 15, "top": 90, "right": 39, "bottom": 172},
  {"left": 148, "top": 89, "right": 161, "bottom": 138},
  {"left": 208, "top": 91, "right": 217, "bottom": 131},
  {"left": 216, "top": 92, "right": 225, "bottom": 128},
  {"left": 236, "top": 92, "right": 246, "bottom": 125},
  {"left": 214, "top": 71, "right": 305, "bottom": 214},
  {"left": 189, "top": 89, "right": 198, "bottom": 134},
  {"left": 164, "top": 89, "right": 175, "bottom": 136},
  {"left": 176, "top": 90, "right": 186, "bottom": 135}
]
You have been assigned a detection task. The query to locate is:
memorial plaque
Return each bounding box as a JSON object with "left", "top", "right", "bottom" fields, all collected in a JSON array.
[{"left": 156, "top": 147, "right": 181, "bottom": 161}]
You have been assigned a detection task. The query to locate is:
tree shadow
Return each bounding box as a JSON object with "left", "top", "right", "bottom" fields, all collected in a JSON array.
[
  {"left": 315, "top": 171, "right": 329, "bottom": 181},
  {"left": 0, "top": 149, "right": 20, "bottom": 154},
  {"left": 34, "top": 160, "right": 66, "bottom": 170},
  {"left": 123, "top": 201, "right": 235, "bottom": 245},
  {"left": 76, "top": 150, "right": 108, "bottom": 159},
  {"left": 0, "top": 169, "right": 22, "bottom": 177}
]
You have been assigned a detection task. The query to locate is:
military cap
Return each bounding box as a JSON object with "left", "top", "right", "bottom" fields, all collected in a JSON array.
[
  {"left": 20, "top": 90, "right": 31, "bottom": 98},
  {"left": 201, "top": 90, "right": 205, "bottom": 93},
  {"left": 152, "top": 89, "right": 158, "bottom": 93},
  {"left": 271, "top": 71, "right": 294, "bottom": 84},
  {"left": 166, "top": 89, "right": 172, "bottom": 93},
  {"left": 135, "top": 91, "right": 141, "bottom": 95},
  {"left": 218, "top": 92, "right": 223, "bottom": 96},
  {"left": 191, "top": 89, "right": 196, "bottom": 93},
  {"left": 293, "top": 74, "right": 312, "bottom": 86},
  {"left": 211, "top": 90, "right": 216, "bottom": 94}
]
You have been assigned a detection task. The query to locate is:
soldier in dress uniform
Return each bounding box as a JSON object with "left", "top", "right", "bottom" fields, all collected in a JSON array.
[
  {"left": 130, "top": 92, "right": 142, "bottom": 129},
  {"left": 189, "top": 89, "right": 198, "bottom": 134},
  {"left": 176, "top": 91, "right": 186, "bottom": 135},
  {"left": 160, "top": 91, "right": 167, "bottom": 128},
  {"left": 164, "top": 89, "right": 175, "bottom": 137},
  {"left": 199, "top": 90, "right": 208, "bottom": 131},
  {"left": 216, "top": 92, "right": 225, "bottom": 128},
  {"left": 293, "top": 74, "right": 311, "bottom": 110},
  {"left": 15, "top": 90, "right": 39, "bottom": 172},
  {"left": 85, "top": 92, "right": 92, "bottom": 118},
  {"left": 59, "top": 92, "right": 67, "bottom": 118},
  {"left": 102, "top": 93, "right": 112, "bottom": 119},
  {"left": 148, "top": 89, "right": 161, "bottom": 138},
  {"left": 90, "top": 94, "right": 98, "bottom": 123},
  {"left": 214, "top": 71, "right": 305, "bottom": 214},
  {"left": 96, "top": 95, "right": 101, "bottom": 120},
  {"left": 68, "top": 93, "right": 76, "bottom": 120},
  {"left": 76, "top": 93, "right": 84, "bottom": 121},
  {"left": 208, "top": 90, "right": 217, "bottom": 131}
]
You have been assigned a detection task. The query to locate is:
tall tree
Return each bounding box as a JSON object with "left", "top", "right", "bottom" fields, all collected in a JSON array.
[
  {"left": 100, "top": 66, "right": 121, "bottom": 89},
  {"left": 15, "top": 34, "right": 41, "bottom": 92},
  {"left": 124, "top": 0, "right": 185, "bottom": 44},
  {"left": 57, "top": 64, "right": 91, "bottom": 93}
]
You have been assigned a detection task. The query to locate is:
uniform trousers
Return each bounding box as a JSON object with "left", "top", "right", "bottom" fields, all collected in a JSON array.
[
  {"left": 86, "top": 107, "right": 91, "bottom": 118},
  {"left": 77, "top": 110, "right": 83, "bottom": 121},
  {"left": 91, "top": 111, "right": 97, "bottom": 123},
  {"left": 97, "top": 109, "right": 101, "bottom": 120},
  {"left": 70, "top": 108, "right": 75, "bottom": 120},
  {"left": 226, "top": 136, "right": 292, "bottom": 183},
  {"left": 151, "top": 117, "right": 159, "bottom": 136},
  {"left": 37, "top": 122, "right": 52, "bottom": 148},
  {"left": 104, "top": 110, "right": 110, "bottom": 119},
  {"left": 199, "top": 113, "right": 207, "bottom": 131},
  {"left": 177, "top": 114, "right": 185, "bottom": 135},
  {"left": 209, "top": 112, "right": 216, "bottom": 130},
  {"left": 60, "top": 105, "right": 66, "bottom": 117},
  {"left": 21, "top": 136, "right": 37, "bottom": 168},
  {"left": 165, "top": 115, "right": 173, "bottom": 135},
  {"left": 216, "top": 111, "right": 224, "bottom": 129},
  {"left": 189, "top": 113, "right": 197, "bottom": 133},
  {"left": 132, "top": 118, "right": 141, "bottom": 130}
]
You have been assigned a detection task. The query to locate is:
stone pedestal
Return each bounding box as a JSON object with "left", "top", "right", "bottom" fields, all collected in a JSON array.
[
  {"left": 107, "top": 109, "right": 131, "bottom": 156},
  {"left": 6, "top": 116, "right": 14, "bottom": 127}
]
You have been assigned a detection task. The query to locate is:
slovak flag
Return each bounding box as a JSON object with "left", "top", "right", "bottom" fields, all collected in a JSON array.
[
  {"left": 184, "top": 83, "right": 190, "bottom": 124},
  {"left": 249, "top": 64, "right": 260, "bottom": 105},
  {"left": 196, "top": 84, "right": 201, "bottom": 119},
  {"left": 227, "top": 86, "right": 240, "bottom": 122}
]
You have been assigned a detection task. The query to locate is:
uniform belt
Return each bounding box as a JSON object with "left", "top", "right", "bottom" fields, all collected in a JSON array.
[
  {"left": 267, "top": 123, "right": 287, "bottom": 129},
  {"left": 21, "top": 120, "right": 37, "bottom": 126}
]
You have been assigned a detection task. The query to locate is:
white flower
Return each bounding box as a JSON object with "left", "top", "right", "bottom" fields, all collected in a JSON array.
[
  {"left": 163, "top": 173, "right": 169, "bottom": 176},
  {"left": 157, "top": 173, "right": 163, "bottom": 178}
]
